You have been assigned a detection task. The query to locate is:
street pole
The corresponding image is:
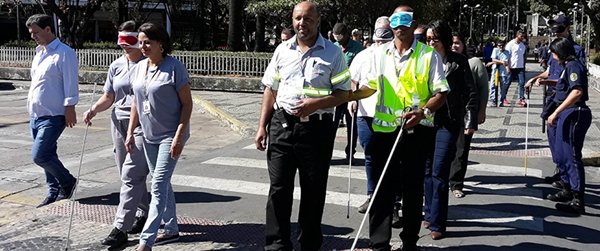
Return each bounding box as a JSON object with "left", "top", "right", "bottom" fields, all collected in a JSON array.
[
  {"left": 573, "top": 8, "right": 577, "bottom": 39},
  {"left": 497, "top": 15, "right": 500, "bottom": 36},
  {"left": 16, "top": 1, "right": 20, "bottom": 46},
  {"left": 586, "top": 0, "right": 591, "bottom": 61},
  {"left": 470, "top": 8, "right": 474, "bottom": 39}
]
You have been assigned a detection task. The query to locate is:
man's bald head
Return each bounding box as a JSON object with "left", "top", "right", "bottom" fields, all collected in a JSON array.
[
  {"left": 292, "top": 1, "right": 321, "bottom": 42},
  {"left": 294, "top": 1, "right": 319, "bottom": 16},
  {"left": 394, "top": 5, "right": 413, "bottom": 15}
]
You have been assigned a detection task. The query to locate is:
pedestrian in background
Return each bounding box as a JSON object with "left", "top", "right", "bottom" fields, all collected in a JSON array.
[
  {"left": 83, "top": 20, "right": 150, "bottom": 248},
  {"left": 254, "top": 2, "right": 351, "bottom": 250},
  {"left": 505, "top": 30, "right": 528, "bottom": 107},
  {"left": 352, "top": 28, "right": 361, "bottom": 41},
  {"left": 351, "top": 6, "right": 449, "bottom": 250},
  {"left": 487, "top": 41, "right": 511, "bottom": 107},
  {"left": 127, "top": 22, "right": 193, "bottom": 251},
  {"left": 332, "top": 22, "right": 363, "bottom": 164},
  {"left": 530, "top": 37, "right": 591, "bottom": 215},
  {"left": 26, "top": 14, "right": 79, "bottom": 208},
  {"left": 423, "top": 20, "right": 478, "bottom": 240},
  {"left": 449, "top": 32, "right": 489, "bottom": 199}
]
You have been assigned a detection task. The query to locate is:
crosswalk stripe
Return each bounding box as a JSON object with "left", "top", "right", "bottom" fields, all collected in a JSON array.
[
  {"left": 242, "top": 144, "right": 366, "bottom": 159},
  {"left": 171, "top": 174, "right": 366, "bottom": 208},
  {"left": 202, "top": 156, "right": 367, "bottom": 180},
  {"left": 450, "top": 207, "right": 543, "bottom": 232},
  {"left": 468, "top": 163, "right": 542, "bottom": 178}
]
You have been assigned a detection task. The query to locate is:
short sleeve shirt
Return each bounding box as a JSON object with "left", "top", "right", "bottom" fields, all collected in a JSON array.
[
  {"left": 104, "top": 56, "right": 144, "bottom": 120},
  {"left": 335, "top": 39, "right": 364, "bottom": 66},
  {"left": 505, "top": 39, "right": 526, "bottom": 69},
  {"left": 132, "top": 56, "right": 191, "bottom": 144},
  {"left": 490, "top": 48, "right": 510, "bottom": 77},
  {"left": 349, "top": 46, "right": 377, "bottom": 117},
  {"left": 553, "top": 61, "right": 588, "bottom": 104},
  {"left": 546, "top": 40, "right": 586, "bottom": 91},
  {"left": 262, "top": 34, "right": 351, "bottom": 115}
]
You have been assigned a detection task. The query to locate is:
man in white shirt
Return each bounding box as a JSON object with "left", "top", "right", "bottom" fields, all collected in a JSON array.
[
  {"left": 505, "top": 30, "right": 527, "bottom": 107},
  {"left": 26, "top": 14, "right": 79, "bottom": 208}
]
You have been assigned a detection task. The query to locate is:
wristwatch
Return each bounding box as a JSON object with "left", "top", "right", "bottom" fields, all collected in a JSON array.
[{"left": 422, "top": 107, "right": 433, "bottom": 119}]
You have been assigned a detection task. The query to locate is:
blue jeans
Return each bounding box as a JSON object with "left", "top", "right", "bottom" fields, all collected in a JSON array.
[
  {"left": 30, "top": 116, "right": 75, "bottom": 197},
  {"left": 357, "top": 117, "right": 375, "bottom": 195},
  {"left": 140, "top": 142, "right": 179, "bottom": 247},
  {"left": 510, "top": 68, "right": 526, "bottom": 101},
  {"left": 424, "top": 127, "right": 459, "bottom": 233},
  {"left": 491, "top": 74, "right": 511, "bottom": 104}
]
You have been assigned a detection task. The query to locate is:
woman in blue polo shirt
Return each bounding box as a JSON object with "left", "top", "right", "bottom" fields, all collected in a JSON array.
[{"left": 536, "top": 37, "right": 591, "bottom": 214}]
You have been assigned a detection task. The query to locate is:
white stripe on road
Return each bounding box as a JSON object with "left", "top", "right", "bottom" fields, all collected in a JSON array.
[
  {"left": 467, "top": 163, "right": 543, "bottom": 178},
  {"left": 202, "top": 156, "right": 367, "bottom": 180},
  {"left": 171, "top": 174, "right": 366, "bottom": 208},
  {"left": 450, "top": 207, "right": 544, "bottom": 232},
  {"left": 463, "top": 181, "right": 543, "bottom": 200},
  {"left": 21, "top": 148, "right": 115, "bottom": 174},
  {"left": 0, "top": 139, "right": 33, "bottom": 146},
  {"left": 242, "top": 144, "right": 366, "bottom": 159}
]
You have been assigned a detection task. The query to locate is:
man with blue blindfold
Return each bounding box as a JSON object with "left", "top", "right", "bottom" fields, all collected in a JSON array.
[{"left": 349, "top": 5, "right": 449, "bottom": 251}]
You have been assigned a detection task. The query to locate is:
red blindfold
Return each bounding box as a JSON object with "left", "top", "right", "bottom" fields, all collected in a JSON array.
[{"left": 118, "top": 32, "right": 139, "bottom": 48}]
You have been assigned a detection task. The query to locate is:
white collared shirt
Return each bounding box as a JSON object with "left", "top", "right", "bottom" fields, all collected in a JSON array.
[{"left": 28, "top": 38, "right": 79, "bottom": 118}]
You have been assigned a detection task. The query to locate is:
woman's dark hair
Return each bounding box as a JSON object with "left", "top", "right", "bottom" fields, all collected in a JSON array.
[
  {"left": 549, "top": 37, "right": 577, "bottom": 66},
  {"left": 427, "top": 20, "right": 452, "bottom": 54},
  {"left": 118, "top": 20, "right": 138, "bottom": 32},
  {"left": 452, "top": 31, "right": 467, "bottom": 56},
  {"left": 138, "top": 22, "right": 172, "bottom": 56}
]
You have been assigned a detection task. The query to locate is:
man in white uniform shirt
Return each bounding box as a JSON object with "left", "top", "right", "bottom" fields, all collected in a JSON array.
[
  {"left": 505, "top": 30, "right": 527, "bottom": 107},
  {"left": 26, "top": 14, "right": 79, "bottom": 208}
]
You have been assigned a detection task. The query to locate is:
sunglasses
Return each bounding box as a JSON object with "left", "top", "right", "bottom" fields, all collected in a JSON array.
[{"left": 426, "top": 37, "right": 440, "bottom": 43}]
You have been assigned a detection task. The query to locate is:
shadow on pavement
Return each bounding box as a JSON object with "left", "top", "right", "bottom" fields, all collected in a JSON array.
[
  {"left": 77, "top": 191, "right": 241, "bottom": 206},
  {"left": 425, "top": 242, "right": 578, "bottom": 251},
  {"left": 470, "top": 137, "right": 546, "bottom": 151}
]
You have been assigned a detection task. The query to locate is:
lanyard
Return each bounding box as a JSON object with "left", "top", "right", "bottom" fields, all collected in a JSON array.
[{"left": 143, "top": 59, "right": 163, "bottom": 100}]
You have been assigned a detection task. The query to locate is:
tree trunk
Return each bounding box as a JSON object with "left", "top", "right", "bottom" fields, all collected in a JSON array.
[
  {"left": 227, "top": 0, "right": 244, "bottom": 51},
  {"left": 210, "top": 0, "right": 218, "bottom": 49},
  {"left": 254, "top": 14, "right": 265, "bottom": 52}
]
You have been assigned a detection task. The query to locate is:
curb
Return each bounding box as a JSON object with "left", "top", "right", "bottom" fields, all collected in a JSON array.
[{"left": 192, "top": 96, "right": 251, "bottom": 138}]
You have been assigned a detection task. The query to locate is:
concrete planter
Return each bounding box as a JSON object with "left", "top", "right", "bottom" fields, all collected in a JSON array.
[{"left": 0, "top": 67, "right": 263, "bottom": 93}]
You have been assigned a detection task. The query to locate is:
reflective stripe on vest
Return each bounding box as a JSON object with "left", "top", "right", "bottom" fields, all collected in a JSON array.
[{"left": 372, "top": 42, "right": 435, "bottom": 133}]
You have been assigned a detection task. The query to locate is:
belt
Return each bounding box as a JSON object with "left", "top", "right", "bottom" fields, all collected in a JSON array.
[{"left": 289, "top": 113, "right": 333, "bottom": 122}]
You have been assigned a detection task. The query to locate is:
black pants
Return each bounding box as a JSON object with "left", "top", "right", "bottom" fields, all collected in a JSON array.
[
  {"left": 369, "top": 125, "right": 436, "bottom": 250},
  {"left": 449, "top": 130, "right": 474, "bottom": 191},
  {"left": 334, "top": 102, "right": 358, "bottom": 157},
  {"left": 265, "top": 110, "right": 336, "bottom": 251}
]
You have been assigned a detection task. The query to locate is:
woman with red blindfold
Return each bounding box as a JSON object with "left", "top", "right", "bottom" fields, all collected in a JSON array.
[{"left": 83, "top": 20, "right": 150, "bottom": 248}]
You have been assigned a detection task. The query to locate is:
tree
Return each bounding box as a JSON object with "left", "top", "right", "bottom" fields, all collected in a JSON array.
[
  {"left": 529, "top": 0, "right": 599, "bottom": 52},
  {"left": 227, "top": 0, "right": 244, "bottom": 51},
  {"left": 44, "top": 0, "right": 107, "bottom": 49}
]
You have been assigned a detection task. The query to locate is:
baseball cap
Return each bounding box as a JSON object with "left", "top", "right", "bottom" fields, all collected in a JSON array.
[
  {"left": 390, "top": 11, "right": 413, "bottom": 29},
  {"left": 548, "top": 14, "right": 571, "bottom": 26},
  {"left": 352, "top": 29, "right": 360, "bottom": 35}
]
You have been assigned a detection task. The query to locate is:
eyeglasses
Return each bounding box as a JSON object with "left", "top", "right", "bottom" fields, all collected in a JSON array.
[{"left": 426, "top": 37, "right": 440, "bottom": 43}]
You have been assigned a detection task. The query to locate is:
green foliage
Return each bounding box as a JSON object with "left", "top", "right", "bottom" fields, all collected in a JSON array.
[
  {"left": 592, "top": 52, "right": 600, "bottom": 65},
  {"left": 82, "top": 42, "right": 121, "bottom": 50},
  {"left": 2, "top": 40, "right": 37, "bottom": 48}
]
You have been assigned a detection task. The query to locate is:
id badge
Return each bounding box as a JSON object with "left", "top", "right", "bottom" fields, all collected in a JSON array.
[
  {"left": 300, "top": 116, "right": 309, "bottom": 122},
  {"left": 143, "top": 100, "right": 151, "bottom": 114}
]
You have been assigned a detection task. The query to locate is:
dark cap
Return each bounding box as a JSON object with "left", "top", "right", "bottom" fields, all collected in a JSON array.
[{"left": 548, "top": 14, "right": 570, "bottom": 26}]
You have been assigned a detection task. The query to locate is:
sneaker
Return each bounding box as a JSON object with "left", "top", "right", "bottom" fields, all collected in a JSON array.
[
  {"left": 101, "top": 227, "right": 127, "bottom": 247},
  {"left": 36, "top": 195, "right": 57, "bottom": 208},
  {"left": 57, "top": 178, "right": 77, "bottom": 201},
  {"left": 488, "top": 102, "right": 497, "bottom": 107},
  {"left": 518, "top": 100, "right": 527, "bottom": 107},
  {"left": 129, "top": 216, "right": 147, "bottom": 234},
  {"left": 154, "top": 233, "right": 180, "bottom": 246},
  {"left": 357, "top": 197, "right": 370, "bottom": 214},
  {"left": 504, "top": 98, "right": 510, "bottom": 105},
  {"left": 498, "top": 102, "right": 504, "bottom": 107}
]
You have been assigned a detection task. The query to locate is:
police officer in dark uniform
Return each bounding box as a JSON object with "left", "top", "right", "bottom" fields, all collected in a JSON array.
[
  {"left": 529, "top": 37, "right": 591, "bottom": 214},
  {"left": 525, "top": 14, "right": 585, "bottom": 188}
]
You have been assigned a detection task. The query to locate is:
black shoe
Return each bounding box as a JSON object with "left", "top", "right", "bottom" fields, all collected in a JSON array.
[
  {"left": 357, "top": 197, "right": 370, "bottom": 214},
  {"left": 547, "top": 189, "right": 573, "bottom": 202},
  {"left": 556, "top": 192, "right": 585, "bottom": 215},
  {"left": 391, "top": 204, "right": 402, "bottom": 229},
  {"left": 552, "top": 180, "right": 564, "bottom": 189},
  {"left": 401, "top": 243, "right": 418, "bottom": 251},
  {"left": 101, "top": 227, "right": 127, "bottom": 247},
  {"left": 544, "top": 172, "right": 561, "bottom": 184},
  {"left": 129, "top": 216, "right": 147, "bottom": 234},
  {"left": 57, "top": 178, "right": 77, "bottom": 201},
  {"left": 36, "top": 196, "right": 57, "bottom": 208}
]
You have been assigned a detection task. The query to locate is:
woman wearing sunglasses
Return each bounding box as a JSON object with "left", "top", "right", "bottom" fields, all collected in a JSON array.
[
  {"left": 447, "top": 32, "right": 489, "bottom": 200},
  {"left": 422, "top": 20, "right": 478, "bottom": 240},
  {"left": 83, "top": 21, "right": 150, "bottom": 248}
]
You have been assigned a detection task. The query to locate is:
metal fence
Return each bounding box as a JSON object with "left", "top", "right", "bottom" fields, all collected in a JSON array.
[{"left": 0, "top": 46, "right": 273, "bottom": 77}]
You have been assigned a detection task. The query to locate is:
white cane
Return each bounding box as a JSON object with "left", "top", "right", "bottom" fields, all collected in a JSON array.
[
  {"left": 524, "top": 89, "right": 530, "bottom": 176},
  {"left": 64, "top": 83, "right": 97, "bottom": 251},
  {"left": 346, "top": 103, "right": 356, "bottom": 219},
  {"left": 350, "top": 113, "right": 409, "bottom": 251}
]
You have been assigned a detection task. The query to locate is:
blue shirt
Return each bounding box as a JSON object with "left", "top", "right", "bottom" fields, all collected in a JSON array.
[
  {"left": 27, "top": 38, "right": 79, "bottom": 118},
  {"left": 490, "top": 48, "right": 509, "bottom": 77},
  {"left": 553, "top": 60, "right": 588, "bottom": 105},
  {"left": 483, "top": 45, "right": 494, "bottom": 62},
  {"left": 546, "top": 40, "right": 585, "bottom": 91},
  {"left": 132, "top": 56, "right": 191, "bottom": 144}
]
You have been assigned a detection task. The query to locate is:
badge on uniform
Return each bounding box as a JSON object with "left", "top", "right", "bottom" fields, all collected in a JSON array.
[
  {"left": 570, "top": 73, "right": 578, "bottom": 82},
  {"left": 143, "top": 100, "right": 151, "bottom": 114}
]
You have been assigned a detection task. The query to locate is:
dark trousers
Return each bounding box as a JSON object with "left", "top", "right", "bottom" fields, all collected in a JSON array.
[
  {"left": 449, "top": 130, "right": 474, "bottom": 191},
  {"left": 555, "top": 107, "right": 592, "bottom": 193},
  {"left": 368, "top": 125, "right": 436, "bottom": 250},
  {"left": 334, "top": 102, "right": 358, "bottom": 157},
  {"left": 545, "top": 96, "right": 558, "bottom": 165},
  {"left": 424, "top": 126, "right": 460, "bottom": 233},
  {"left": 265, "top": 110, "right": 336, "bottom": 251}
]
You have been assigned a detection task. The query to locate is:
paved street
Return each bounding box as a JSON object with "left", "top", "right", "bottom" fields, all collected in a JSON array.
[{"left": 1, "top": 62, "right": 600, "bottom": 250}]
